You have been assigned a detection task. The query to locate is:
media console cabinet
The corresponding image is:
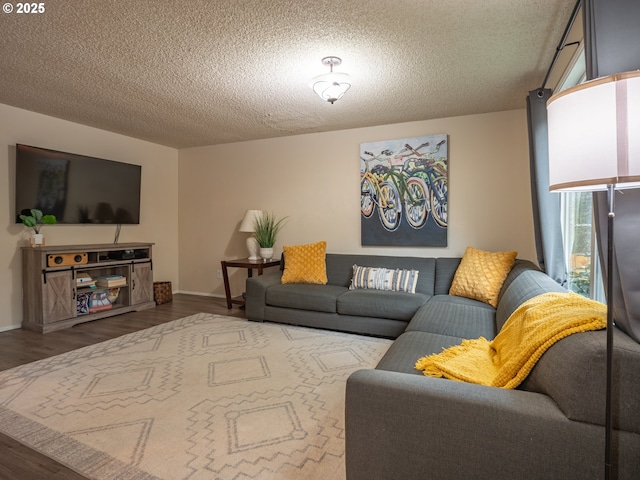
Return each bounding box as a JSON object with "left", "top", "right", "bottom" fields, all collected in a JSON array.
[{"left": 22, "top": 242, "right": 155, "bottom": 333}]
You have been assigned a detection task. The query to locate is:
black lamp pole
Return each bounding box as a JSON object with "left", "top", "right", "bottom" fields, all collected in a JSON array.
[{"left": 604, "top": 184, "right": 615, "bottom": 480}]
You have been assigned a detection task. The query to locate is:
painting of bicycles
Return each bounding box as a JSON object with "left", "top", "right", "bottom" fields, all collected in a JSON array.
[{"left": 360, "top": 133, "right": 448, "bottom": 246}]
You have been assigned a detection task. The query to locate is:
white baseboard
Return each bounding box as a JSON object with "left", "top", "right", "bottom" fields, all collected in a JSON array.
[
  {"left": 173, "top": 290, "right": 225, "bottom": 299},
  {"left": 0, "top": 324, "right": 22, "bottom": 333}
]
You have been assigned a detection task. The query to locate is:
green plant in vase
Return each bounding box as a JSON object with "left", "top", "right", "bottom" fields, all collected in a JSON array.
[
  {"left": 20, "top": 209, "right": 57, "bottom": 246},
  {"left": 253, "top": 212, "right": 287, "bottom": 260}
]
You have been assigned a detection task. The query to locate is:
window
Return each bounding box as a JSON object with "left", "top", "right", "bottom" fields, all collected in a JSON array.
[{"left": 560, "top": 192, "right": 604, "bottom": 300}]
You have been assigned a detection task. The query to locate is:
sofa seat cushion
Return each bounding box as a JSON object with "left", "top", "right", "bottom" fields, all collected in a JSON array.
[
  {"left": 406, "top": 295, "right": 496, "bottom": 340},
  {"left": 375, "top": 331, "right": 464, "bottom": 375},
  {"left": 337, "top": 289, "right": 429, "bottom": 321},
  {"left": 265, "top": 284, "right": 348, "bottom": 313}
]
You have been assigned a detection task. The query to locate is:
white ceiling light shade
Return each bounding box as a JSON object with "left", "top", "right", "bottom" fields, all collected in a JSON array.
[
  {"left": 547, "top": 70, "right": 640, "bottom": 192},
  {"left": 309, "top": 56, "right": 351, "bottom": 104}
]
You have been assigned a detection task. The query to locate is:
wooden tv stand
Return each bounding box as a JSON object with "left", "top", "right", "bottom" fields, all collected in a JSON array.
[{"left": 22, "top": 242, "right": 155, "bottom": 333}]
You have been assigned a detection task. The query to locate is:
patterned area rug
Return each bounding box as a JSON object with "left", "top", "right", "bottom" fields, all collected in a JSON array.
[{"left": 0, "top": 314, "right": 391, "bottom": 479}]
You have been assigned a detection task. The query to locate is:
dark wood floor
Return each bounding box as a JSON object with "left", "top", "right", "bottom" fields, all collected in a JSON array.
[{"left": 0, "top": 294, "right": 245, "bottom": 480}]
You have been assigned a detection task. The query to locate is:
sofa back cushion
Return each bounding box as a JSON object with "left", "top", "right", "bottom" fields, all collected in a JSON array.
[
  {"left": 324, "top": 254, "right": 436, "bottom": 296},
  {"left": 434, "top": 258, "right": 461, "bottom": 295},
  {"left": 495, "top": 261, "right": 566, "bottom": 331}
]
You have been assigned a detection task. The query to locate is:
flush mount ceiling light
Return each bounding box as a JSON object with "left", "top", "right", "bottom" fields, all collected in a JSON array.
[{"left": 309, "top": 56, "right": 351, "bottom": 104}]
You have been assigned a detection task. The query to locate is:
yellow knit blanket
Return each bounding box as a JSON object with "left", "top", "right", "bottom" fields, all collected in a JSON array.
[{"left": 415, "top": 292, "right": 607, "bottom": 389}]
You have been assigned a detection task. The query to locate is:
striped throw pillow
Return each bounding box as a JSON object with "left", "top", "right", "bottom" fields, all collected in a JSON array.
[{"left": 350, "top": 265, "right": 419, "bottom": 294}]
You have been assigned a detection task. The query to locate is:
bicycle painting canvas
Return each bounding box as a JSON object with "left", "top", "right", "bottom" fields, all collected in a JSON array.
[{"left": 360, "top": 134, "right": 448, "bottom": 246}]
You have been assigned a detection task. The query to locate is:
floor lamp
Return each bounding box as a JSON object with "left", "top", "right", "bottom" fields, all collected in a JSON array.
[{"left": 547, "top": 70, "right": 640, "bottom": 479}]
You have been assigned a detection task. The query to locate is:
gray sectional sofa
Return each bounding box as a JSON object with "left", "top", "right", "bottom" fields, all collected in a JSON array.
[
  {"left": 246, "top": 253, "right": 438, "bottom": 338},
  {"left": 245, "top": 253, "right": 640, "bottom": 479}
]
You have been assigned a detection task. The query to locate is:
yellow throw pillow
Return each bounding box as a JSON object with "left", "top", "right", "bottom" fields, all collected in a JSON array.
[
  {"left": 449, "top": 246, "right": 517, "bottom": 308},
  {"left": 281, "top": 241, "right": 328, "bottom": 284}
]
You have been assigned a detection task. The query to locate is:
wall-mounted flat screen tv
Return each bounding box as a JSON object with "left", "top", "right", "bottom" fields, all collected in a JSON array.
[{"left": 15, "top": 144, "right": 142, "bottom": 225}]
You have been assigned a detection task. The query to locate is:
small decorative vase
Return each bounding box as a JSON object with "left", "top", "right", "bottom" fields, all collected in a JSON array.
[
  {"left": 259, "top": 247, "right": 274, "bottom": 261},
  {"left": 30, "top": 233, "right": 44, "bottom": 247}
]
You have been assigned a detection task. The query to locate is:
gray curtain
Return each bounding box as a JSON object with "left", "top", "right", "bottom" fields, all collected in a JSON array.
[
  {"left": 593, "top": 190, "right": 640, "bottom": 342},
  {"left": 526, "top": 89, "right": 567, "bottom": 286},
  {"left": 584, "top": 0, "right": 640, "bottom": 82},
  {"left": 584, "top": 0, "right": 640, "bottom": 342}
]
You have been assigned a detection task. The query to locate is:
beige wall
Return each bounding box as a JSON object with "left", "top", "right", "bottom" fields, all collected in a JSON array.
[
  {"left": 0, "top": 104, "right": 536, "bottom": 330},
  {"left": 0, "top": 103, "right": 179, "bottom": 331},
  {"left": 178, "top": 109, "right": 536, "bottom": 299}
]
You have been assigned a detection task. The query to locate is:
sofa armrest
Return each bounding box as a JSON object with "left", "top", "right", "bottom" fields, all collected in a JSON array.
[
  {"left": 245, "top": 271, "right": 282, "bottom": 321},
  {"left": 345, "top": 369, "right": 604, "bottom": 480}
]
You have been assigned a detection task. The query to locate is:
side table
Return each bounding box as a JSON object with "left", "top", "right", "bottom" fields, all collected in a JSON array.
[{"left": 221, "top": 258, "right": 280, "bottom": 309}]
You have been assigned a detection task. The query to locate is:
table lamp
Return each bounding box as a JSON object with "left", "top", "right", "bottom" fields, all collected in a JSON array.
[{"left": 239, "top": 209, "right": 263, "bottom": 261}]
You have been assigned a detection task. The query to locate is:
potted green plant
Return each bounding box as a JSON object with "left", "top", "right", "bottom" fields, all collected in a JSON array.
[
  {"left": 253, "top": 212, "right": 287, "bottom": 260},
  {"left": 19, "top": 209, "right": 57, "bottom": 246}
]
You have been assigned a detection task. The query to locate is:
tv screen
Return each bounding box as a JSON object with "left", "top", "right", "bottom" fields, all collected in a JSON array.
[{"left": 15, "top": 144, "right": 141, "bottom": 225}]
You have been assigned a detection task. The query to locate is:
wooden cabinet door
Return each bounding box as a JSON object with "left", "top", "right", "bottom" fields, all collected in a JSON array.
[
  {"left": 130, "top": 262, "right": 153, "bottom": 305},
  {"left": 42, "top": 271, "right": 76, "bottom": 323}
]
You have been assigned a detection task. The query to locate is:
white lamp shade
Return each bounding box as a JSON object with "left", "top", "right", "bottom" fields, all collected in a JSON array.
[
  {"left": 310, "top": 72, "right": 351, "bottom": 104},
  {"left": 547, "top": 70, "right": 640, "bottom": 192},
  {"left": 239, "top": 209, "right": 263, "bottom": 233}
]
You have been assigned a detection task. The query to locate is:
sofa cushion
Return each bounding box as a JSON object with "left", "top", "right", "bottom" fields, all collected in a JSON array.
[
  {"left": 350, "top": 265, "right": 420, "bottom": 293},
  {"left": 324, "top": 254, "right": 436, "bottom": 295},
  {"left": 266, "top": 283, "right": 347, "bottom": 313},
  {"left": 406, "top": 295, "right": 496, "bottom": 339},
  {"left": 375, "top": 331, "right": 464, "bottom": 375},
  {"left": 337, "top": 289, "right": 429, "bottom": 321},
  {"left": 281, "top": 241, "right": 328, "bottom": 284},
  {"left": 496, "top": 266, "right": 567, "bottom": 331},
  {"left": 449, "top": 246, "right": 517, "bottom": 307},
  {"left": 499, "top": 259, "right": 543, "bottom": 297},
  {"left": 265, "top": 307, "right": 408, "bottom": 338},
  {"left": 415, "top": 292, "right": 606, "bottom": 388},
  {"left": 434, "top": 257, "right": 461, "bottom": 295},
  {"left": 519, "top": 328, "right": 640, "bottom": 435}
]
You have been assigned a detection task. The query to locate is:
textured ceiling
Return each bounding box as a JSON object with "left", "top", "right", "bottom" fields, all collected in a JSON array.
[{"left": 0, "top": 0, "right": 577, "bottom": 148}]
